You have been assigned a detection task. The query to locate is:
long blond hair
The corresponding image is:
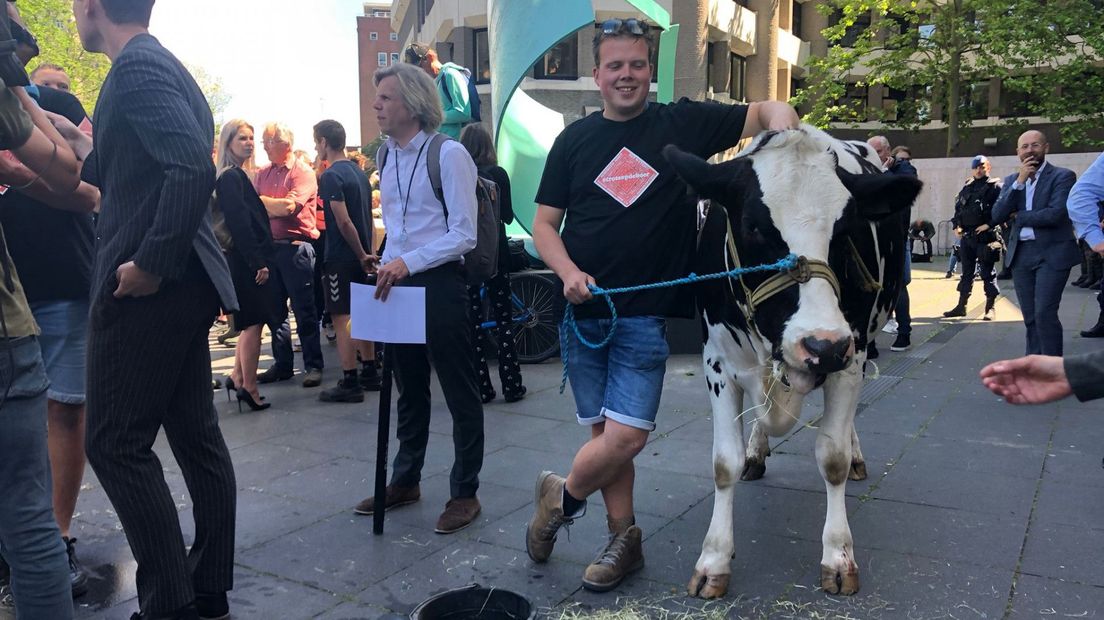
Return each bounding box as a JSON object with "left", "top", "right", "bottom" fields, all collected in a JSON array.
[{"left": 217, "top": 119, "right": 256, "bottom": 178}]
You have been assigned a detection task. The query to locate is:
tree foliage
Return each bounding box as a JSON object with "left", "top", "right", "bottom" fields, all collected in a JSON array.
[
  {"left": 184, "top": 63, "right": 232, "bottom": 134},
  {"left": 794, "top": 0, "right": 1104, "bottom": 155},
  {"left": 18, "top": 0, "right": 111, "bottom": 112}
]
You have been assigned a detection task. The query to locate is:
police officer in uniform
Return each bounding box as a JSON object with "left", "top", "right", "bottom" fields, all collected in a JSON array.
[{"left": 944, "top": 155, "right": 1003, "bottom": 320}]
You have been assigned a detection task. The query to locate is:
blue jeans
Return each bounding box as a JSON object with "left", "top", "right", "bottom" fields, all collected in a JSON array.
[
  {"left": 895, "top": 249, "right": 912, "bottom": 336},
  {"left": 266, "top": 242, "right": 323, "bottom": 372},
  {"left": 30, "top": 299, "right": 90, "bottom": 404},
  {"left": 0, "top": 336, "right": 73, "bottom": 619},
  {"left": 564, "top": 316, "right": 668, "bottom": 431}
]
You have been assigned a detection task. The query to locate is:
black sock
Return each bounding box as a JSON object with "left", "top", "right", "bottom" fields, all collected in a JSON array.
[
  {"left": 343, "top": 369, "right": 359, "bottom": 384},
  {"left": 562, "top": 486, "right": 585, "bottom": 517},
  {"left": 361, "top": 360, "right": 377, "bottom": 376}
]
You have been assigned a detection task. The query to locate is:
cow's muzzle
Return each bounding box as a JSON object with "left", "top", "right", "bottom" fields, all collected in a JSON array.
[{"left": 799, "top": 335, "right": 854, "bottom": 373}]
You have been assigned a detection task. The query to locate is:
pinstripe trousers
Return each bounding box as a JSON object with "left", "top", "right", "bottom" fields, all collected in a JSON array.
[{"left": 86, "top": 270, "right": 236, "bottom": 616}]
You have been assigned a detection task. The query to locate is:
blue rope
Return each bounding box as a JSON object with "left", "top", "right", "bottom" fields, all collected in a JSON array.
[{"left": 559, "top": 253, "right": 800, "bottom": 393}]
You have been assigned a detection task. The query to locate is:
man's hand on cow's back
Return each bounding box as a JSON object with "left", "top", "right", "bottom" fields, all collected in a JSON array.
[{"left": 563, "top": 269, "right": 596, "bottom": 305}]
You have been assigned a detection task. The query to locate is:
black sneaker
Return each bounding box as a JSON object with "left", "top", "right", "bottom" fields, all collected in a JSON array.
[
  {"left": 319, "top": 379, "right": 364, "bottom": 403},
  {"left": 65, "top": 537, "right": 89, "bottom": 598},
  {"left": 889, "top": 333, "right": 911, "bottom": 352}
]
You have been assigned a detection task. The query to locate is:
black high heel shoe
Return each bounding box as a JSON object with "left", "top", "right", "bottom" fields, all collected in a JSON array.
[{"left": 236, "top": 388, "right": 271, "bottom": 412}]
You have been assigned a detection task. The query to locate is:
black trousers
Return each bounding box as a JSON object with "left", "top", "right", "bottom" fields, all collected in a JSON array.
[
  {"left": 468, "top": 270, "right": 524, "bottom": 400},
  {"left": 957, "top": 233, "right": 1000, "bottom": 300},
  {"left": 390, "top": 263, "right": 485, "bottom": 499},
  {"left": 86, "top": 271, "right": 236, "bottom": 615}
]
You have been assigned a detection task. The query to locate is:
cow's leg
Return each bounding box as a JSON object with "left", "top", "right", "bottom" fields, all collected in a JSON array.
[
  {"left": 849, "top": 426, "right": 867, "bottom": 481},
  {"left": 816, "top": 364, "right": 862, "bottom": 595},
  {"left": 689, "top": 358, "right": 745, "bottom": 600},
  {"left": 742, "top": 413, "right": 769, "bottom": 481}
]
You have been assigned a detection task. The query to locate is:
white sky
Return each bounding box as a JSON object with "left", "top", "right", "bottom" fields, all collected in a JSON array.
[{"left": 149, "top": 0, "right": 367, "bottom": 164}]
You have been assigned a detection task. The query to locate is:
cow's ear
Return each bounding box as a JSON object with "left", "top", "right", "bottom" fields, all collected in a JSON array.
[
  {"left": 663, "top": 145, "right": 726, "bottom": 199},
  {"left": 839, "top": 170, "right": 923, "bottom": 221}
]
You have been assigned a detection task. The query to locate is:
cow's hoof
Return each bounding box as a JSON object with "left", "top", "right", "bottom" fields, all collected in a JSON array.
[
  {"left": 688, "top": 571, "right": 730, "bottom": 599},
  {"left": 820, "top": 564, "right": 861, "bottom": 595},
  {"left": 849, "top": 460, "right": 868, "bottom": 481},
  {"left": 740, "top": 459, "right": 766, "bottom": 481}
]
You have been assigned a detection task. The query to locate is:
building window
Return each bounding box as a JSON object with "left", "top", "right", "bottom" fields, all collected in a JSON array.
[
  {"left": 370, "top": 32, "right": 378, "bottom": 41},
  {"left": 377, "top": 52, "right": 387, "bottom": 67},
  {"left": 390, "top": 32, "right": 398, "bottom": 41},
  {"left": 473, "top": 28, "right": 490, "bottom": 84},
  {"left": 729, "top": 53, "right": 746, "bottom": 101},
  {"left": 961, "top": 81, "right": 990, "bottom": 120},
  {"left": 534, "top": 34, "right": 578, "bottom": 79},
  {"left": 830, "top": 9, "right": 872, "bottom": 47},
  {"left": 732, "top": 0, "right": 749, "bottom": 7},
  {"left": 391, "top": 53, "right": 400, "bottom": 65},
  {"left": 792, "top": 0, "right": 802, "bottom": 36},
  {"left": 1001, "top": 78, "right": 1042, "bottom": 118}
]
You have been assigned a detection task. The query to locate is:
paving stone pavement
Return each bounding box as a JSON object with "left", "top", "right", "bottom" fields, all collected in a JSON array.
[{"left": 69, "top": 262, "right": 1104, "bottom": 619}]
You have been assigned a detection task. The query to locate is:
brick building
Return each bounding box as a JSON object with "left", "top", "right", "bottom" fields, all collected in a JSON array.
[{"left": 357, "top": 2, "right": 402, "bottom": 146}]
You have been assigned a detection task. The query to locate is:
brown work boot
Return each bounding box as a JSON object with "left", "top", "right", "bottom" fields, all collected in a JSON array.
[
  {"left": 581, "top": 516, "right": 644, "bottom": 592},
  {"left": 526, "top": 471, "right": 582, "bottom": 563},
  {"left": 435, "top": 497, "right": 482, "bottom": 534},
  {"left": 353, "top": 484, "right": 420, "bottom": 515}
]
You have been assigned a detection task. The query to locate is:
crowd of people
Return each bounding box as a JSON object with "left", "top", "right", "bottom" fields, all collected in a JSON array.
[{"left": 0, "top": 1, "right": 1101, "bottom": 618}]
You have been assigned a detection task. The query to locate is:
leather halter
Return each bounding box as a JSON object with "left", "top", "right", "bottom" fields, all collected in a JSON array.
[{"left": 724, "top": 218, "right": 841, "bottom": 323}]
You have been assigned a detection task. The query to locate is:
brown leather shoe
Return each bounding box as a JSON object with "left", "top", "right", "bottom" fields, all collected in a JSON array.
[
  {"left": 526, "top": 471, "right": 582, "bottom": 563},
  {"left": 435, "top": 497, "right": 481, "bottom": 534},
  {"left": 581, "top": 517, "right": 644, "bottom": 592},
  {"left": 353, "top": 484, "right": 420, "bottom": 515}
]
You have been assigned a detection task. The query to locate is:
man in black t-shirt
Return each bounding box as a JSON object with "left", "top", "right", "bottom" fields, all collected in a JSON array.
[
  {"left": 0, "top": 83, "right": 99, "bottom": 598},
  {"left": 312, "top": 120, "right": 378, "bottom": 403},
  {"left": 525, "top": 18, "right": 800, "bottom": 593}
]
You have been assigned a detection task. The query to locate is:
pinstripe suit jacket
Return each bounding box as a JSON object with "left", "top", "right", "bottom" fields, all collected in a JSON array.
[{"left": 82, "top": 34, "right": 237, "bottom": 311}]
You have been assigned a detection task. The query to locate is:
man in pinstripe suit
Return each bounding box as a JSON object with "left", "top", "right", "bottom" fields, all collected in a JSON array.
[{"left": 73, "top": 1, "right": 238, "bottom": 618}]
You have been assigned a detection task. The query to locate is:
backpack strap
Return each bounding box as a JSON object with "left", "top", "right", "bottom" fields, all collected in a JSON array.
[
  {"left": 425, "top": 132, "right": 450, "bottom": 215},
  {"left": 377, "top": 133, "right": 450, "bottom": 218}
]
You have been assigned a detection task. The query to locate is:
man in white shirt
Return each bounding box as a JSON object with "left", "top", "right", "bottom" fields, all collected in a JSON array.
[
  {"left": 353, "top": 61, "right": 485, "bottom": 535},
  {"left": 992, "top": 130, "right": 1079, "bottom": 355}
]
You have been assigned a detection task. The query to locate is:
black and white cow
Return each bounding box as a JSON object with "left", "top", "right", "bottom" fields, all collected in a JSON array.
[{"left": 663, "top": 124, "right": 922, "bottom": 599}]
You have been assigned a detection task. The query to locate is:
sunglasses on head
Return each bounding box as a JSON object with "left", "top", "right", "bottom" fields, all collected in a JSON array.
[{"left": 601, "top": 18, "right": 648, "bottom": 36}]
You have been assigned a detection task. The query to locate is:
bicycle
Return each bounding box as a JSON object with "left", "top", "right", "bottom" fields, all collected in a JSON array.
[{"left": 477, "top": 270, "right": 562, "bottom": 364}]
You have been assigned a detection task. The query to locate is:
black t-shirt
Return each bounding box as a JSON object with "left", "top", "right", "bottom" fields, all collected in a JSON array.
[
  {"left": 535, "top": 99, "right": 748, "bottom": 319},
  {"left": 318, "top": 160, "right": 372, "bottom": 264},
  {"left": 0, "top": 86, "right": 94, "bottom": 302}
]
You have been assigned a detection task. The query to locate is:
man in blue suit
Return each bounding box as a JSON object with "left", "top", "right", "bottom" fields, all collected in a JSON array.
[{"left": 992, "top": 130, "right": 1080, "bottom": 356}]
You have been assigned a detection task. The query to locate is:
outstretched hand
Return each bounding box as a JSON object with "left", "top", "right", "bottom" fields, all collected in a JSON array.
[{"left": 979, "top": 355, "right": 1071, "bottom": 405}]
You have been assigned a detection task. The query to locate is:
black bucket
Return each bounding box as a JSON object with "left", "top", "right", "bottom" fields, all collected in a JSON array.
[{"left": 410, "top": 583, "right": 535, "bottom": 620}]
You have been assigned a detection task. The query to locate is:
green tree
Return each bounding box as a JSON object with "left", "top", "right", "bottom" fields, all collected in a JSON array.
[
  {"left": 18, "top": 0, "right": 111, "bottom": 112},
  {"left": 795, "top": 0, "right": 1104, "bottom": 155},
  {"left": 184, "top": 63, "right": 232, "bottom": 135}
]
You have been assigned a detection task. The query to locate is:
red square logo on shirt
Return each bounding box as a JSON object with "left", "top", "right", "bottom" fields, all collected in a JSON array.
[{"left": 594, "top": 147, "right": 659, "bottom": 208}]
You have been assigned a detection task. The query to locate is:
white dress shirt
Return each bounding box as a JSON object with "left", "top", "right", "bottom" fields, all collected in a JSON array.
[
  {"left": 379, "top": 130, "right": 478, "bottom": 275},
  {"left": 1013, "top": 160, "right": 1048, "bottom": 241}
]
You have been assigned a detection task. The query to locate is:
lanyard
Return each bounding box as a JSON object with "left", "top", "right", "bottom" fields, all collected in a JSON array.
[{"left": 396, "top": 137, "right": 430, "bottom": 241}]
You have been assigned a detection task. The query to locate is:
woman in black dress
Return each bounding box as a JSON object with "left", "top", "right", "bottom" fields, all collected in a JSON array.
[
  {"left": 216, "top": 119, "right": 275, "bottom": 410},
  {"left": 460, "top": 124, "right": 526, "bottom": 403}
]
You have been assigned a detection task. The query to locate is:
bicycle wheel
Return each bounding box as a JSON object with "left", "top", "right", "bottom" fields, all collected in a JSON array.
[{"left": 509, "top": 271, "right": 562, "bottom": 364}]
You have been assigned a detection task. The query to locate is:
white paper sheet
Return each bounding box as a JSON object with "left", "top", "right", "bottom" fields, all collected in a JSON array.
[{"left": 350, "top": 283, "right": 426, "bottom": 344}]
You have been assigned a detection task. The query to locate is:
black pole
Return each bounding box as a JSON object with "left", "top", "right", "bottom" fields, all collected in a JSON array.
[{"left": 373, "top": 343, "right": 393, "bottom": 535}]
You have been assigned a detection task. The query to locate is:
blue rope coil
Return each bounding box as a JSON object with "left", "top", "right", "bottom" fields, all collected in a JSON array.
[{"left": 559, "top": 253, "right": 800, "bottom": 393}]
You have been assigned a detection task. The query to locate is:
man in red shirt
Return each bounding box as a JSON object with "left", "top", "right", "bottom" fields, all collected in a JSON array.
[{"left": 254, "top": 122, "right": 324, "bottom": 387}]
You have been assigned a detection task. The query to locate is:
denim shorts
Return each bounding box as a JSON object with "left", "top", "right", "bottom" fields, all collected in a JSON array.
[
  {"left": 564, "top": 315, "right": 669, "bottom": 431},
  {"left": 30, "top": 299, "right": 89, "bottom": 405}
]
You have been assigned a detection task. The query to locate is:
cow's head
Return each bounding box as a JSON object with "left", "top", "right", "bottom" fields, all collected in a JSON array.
[{"left": 665, "top": 125, "right": 921, "bottom": 383}]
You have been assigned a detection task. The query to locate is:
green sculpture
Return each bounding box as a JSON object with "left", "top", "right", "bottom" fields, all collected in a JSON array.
[{"left": 488, "top": 0, "right": 677, "bottom": 238}]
